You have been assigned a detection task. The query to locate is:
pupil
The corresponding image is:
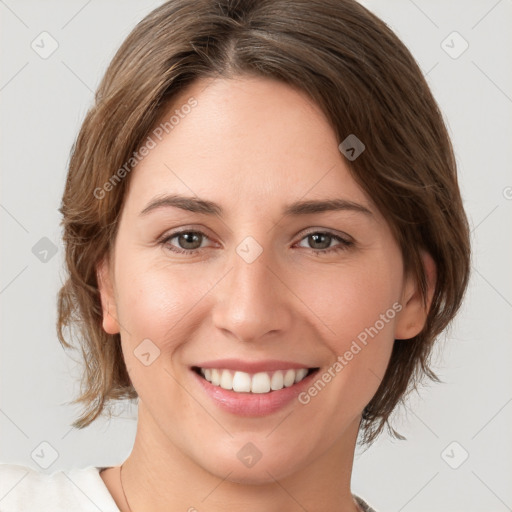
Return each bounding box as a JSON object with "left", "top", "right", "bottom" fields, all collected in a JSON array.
[
  {"left": 180, "top": 232, "right": 200, "bottom": 249},
  {"left": 310, "top": 233, "right": 330, "bottom": 249}
]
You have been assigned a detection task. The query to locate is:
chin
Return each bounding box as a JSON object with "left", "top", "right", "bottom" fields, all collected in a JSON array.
[{"left": 195, "top": 443, "right": 312, "bottom": 485}]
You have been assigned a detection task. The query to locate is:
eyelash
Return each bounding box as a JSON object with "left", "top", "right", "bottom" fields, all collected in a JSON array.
[{"left": 159, "top": 229, "right": 354, "bottom": 256}]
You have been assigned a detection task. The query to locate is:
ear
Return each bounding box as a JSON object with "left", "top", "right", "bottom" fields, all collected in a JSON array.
[
  {"left": 394, "top": 250, "right": 436, "bottom": 340},
  {"left": 96, "top": 254, "right": 120, "bottom": 335}
]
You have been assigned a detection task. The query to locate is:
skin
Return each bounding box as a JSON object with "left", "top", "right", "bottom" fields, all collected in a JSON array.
[{"left": 97, "top": 75, "right": 435, "bottom": 512}]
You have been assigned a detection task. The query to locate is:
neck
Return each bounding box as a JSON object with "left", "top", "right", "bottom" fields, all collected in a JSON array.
[{"left": 120, "top": 401, "right": 362, "bottom": 512}]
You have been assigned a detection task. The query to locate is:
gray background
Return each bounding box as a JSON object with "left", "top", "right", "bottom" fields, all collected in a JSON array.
[{"left": 1, "top": 1, "right": 511, "bottom": 511}]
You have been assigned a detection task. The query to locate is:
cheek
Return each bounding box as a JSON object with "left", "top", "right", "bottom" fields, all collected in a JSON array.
[
  {"left": 296, "top": 253, "right": 402, "bottom": 345},
  {"left": 113, "top": 244, "right": 227, "bottom": 369},
  {"left": 112, "top": 257, "right": 215, "bottom": 398},
  {"left": 293, "top": 253, "right": 403, "bottom": 409},
  {"left": 116, "top": 263, "right": 205, "bottom": 344}
]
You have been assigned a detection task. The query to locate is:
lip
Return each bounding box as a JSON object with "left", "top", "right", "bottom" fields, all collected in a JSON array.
[
  {"left": 193, "top": 358, "right": 315, "bottom": 373},
  {"left": 191, "top": 364, "right": 320, "bottom": 417}
]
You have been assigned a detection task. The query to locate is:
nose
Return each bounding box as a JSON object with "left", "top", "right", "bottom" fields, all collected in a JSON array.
[{"left": 211, "top": 241, "right": 293, "bottom": 343}]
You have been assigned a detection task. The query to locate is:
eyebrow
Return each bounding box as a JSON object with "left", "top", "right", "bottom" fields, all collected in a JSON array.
[{"left": 139, "top": 194, "right": 373, "bottom": 218}]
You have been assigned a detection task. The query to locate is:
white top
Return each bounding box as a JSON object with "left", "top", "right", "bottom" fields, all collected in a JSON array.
[
  {"left": 0, "top": 463, "right": 377, "bottom": 511},
  {"left": 0, "top": 463, "right": 120, "bottom": 511}
]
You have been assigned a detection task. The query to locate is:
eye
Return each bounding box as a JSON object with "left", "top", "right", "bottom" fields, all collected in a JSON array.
[
  {"left": 295, "top": 230, "right": 354, "bottom": 255},
  {"left": 160, "top": 230, "right": 212, "bottom": 255},
  {"left": 159, "top": 229, "right": 354, "bottom": 256}
]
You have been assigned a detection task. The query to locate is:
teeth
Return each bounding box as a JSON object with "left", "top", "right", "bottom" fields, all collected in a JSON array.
[
  {"left": 283, "top": 369, "right": 296, "bottom": 387},
  {"left": 211, "top": 368, "right": 221, "bottom": 386},
  {"left": 251, "top": 372, "right": 271, "bottom": 393},
  {"left": 294, "top": 368, "right": 308, "bottom": 383},
  {"left": 198, "top": 368, "right": 310, "bottom": 393},
  {"left": 220, "top": 369, "right": 233, "bottom": 390},
  {"left": 270, "top": 370, "right": 284, "bottom": 390},
  {"left": 233, "top": 371, "right": 251, "bottom": 392}
]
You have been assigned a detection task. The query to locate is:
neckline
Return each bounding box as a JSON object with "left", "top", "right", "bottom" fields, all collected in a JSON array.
[
  {"left": 92, "top": 466, "right": 373, "bottom": 512},
  {"left": 90, "top": 466, "right": 122, "bottom": 511}
]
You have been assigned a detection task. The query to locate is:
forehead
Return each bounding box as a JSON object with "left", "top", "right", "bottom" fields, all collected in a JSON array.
[{"left": 125, "top": 75, "right": 374, "bottom": 217}]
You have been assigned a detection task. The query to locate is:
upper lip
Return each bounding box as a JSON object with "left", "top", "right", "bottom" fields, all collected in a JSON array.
[{"left": 193, "top": 359, "right": 318, "bottom": 373}]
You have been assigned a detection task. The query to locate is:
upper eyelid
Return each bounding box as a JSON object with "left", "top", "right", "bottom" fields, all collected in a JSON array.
[{"left": 297, "top": 227, "right": 353, "bottom": 242}]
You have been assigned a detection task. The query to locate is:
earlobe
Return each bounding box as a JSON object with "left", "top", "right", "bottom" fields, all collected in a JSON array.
[
  {"left": 96, "top": 256, "right": 120, "bottom": 335},
  {"left": 394, "top": 251, "right": 436, "bottom": 340}
]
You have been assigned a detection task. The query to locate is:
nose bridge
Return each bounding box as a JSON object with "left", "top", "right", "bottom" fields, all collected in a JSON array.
[{"left": 211, "top": 235, "right": 292, "bottom": 342}]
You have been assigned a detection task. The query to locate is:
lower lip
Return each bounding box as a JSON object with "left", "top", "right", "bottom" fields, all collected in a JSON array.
[{"left": 191, "top": 369, "right": 319, "bottom": 417}]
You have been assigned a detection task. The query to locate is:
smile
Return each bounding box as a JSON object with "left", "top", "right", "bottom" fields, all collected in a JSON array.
[{"left": 193, "top": 367, "right": 317, "bottom": 393}]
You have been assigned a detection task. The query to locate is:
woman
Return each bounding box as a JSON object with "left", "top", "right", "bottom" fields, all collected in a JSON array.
[{"left": 0, "top": 0, "right": 470, "bottom": 510}]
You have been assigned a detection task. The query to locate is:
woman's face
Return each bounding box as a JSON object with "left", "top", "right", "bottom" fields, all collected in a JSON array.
[{"left": 98, "top": 75, "right": 424, "bottom": 483}]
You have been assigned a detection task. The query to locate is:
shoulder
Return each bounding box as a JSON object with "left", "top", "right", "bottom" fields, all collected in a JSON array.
[{"left": 0, "top": 463, "right": 120, "bottom": 511}]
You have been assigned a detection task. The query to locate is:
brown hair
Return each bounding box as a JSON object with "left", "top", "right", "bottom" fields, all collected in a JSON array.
[{"left": 57, "top": 0, "right": 470, "bottom": 444}]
